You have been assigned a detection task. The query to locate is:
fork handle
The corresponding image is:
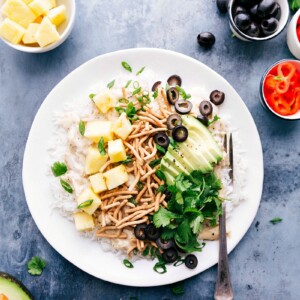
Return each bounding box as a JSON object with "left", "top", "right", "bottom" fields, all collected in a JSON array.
[{"left": 214, "top": 206, "right": 234, "bottom": 300}]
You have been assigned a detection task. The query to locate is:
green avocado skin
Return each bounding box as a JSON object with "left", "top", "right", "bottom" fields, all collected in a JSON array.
[{"left": 0, "top": 272, "right": 34, "bottom": 300}]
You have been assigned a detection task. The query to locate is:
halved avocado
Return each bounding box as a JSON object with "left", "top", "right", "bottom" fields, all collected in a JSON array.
[{"left": 0, "top": 272, "right": 34, "bottom": 300}]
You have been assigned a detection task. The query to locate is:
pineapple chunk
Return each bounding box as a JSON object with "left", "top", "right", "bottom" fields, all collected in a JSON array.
[
  {"left": 108, "top": 139, "right": 126, "bottom": 163},
  {"left": 85, "top": 146, "right": 108, "bottom": 175},
  {"left": 0, "top": 18, "right": 25, "bottom": 44},
  {"left": 93, "top": 92, "right": 116, "bottom": 114},
  {"left": 21, "top": 0, "right": 33, "bottom": 4},
  {"left": 28, "top": 0, "right": 55, "bottom": 16},
  {"left": 74, "top": 212, "right": 94, "bottom": 231},
  {"left": 35, "top": 16, "right": 59, "bottom": 47},
  {"left": 112, "top": 112, "right": 132, "bottom": 140},
  {"left": 22, "top": 23, "right": 40, "bottom": 44},
  {"left": 84, "top": 120, "right": 114, "bottom": 143},
  {"left": 103, "top": 165, "right": 128, "bottom": 190},
  {"left": 1, "top": 0, "right": 36, "bottom": 28},
  {"left": 89, "top": 173, "right": 107, "bottom": 193},
  {"left": 47, "top": 5, "right": 66, "bottom": 27},
  {"left": 34, "top": 15, "right": 43, "bottom": 23},
  {"left": 77, "top": 187, "right": 101, "bottom": 215}
]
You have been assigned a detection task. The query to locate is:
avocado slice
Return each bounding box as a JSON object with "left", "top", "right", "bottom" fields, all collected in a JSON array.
[
  {"left": 168, "top": 147, "right": 194, "bottom": 173},
  {"left": 163, "top": 152, "right": 189, "bottom": 175},
  {"left": 0, "top": 272, "right": 33, "bottom": 300}
]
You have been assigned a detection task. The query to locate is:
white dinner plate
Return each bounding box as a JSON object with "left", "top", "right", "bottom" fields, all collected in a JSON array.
[{"left": 23, "top": 48, "right": 264, "bottom": 287}]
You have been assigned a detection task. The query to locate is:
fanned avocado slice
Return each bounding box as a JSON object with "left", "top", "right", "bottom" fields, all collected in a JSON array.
[{"left": 0, "top": 272, "right": 34, "bottom": 300}]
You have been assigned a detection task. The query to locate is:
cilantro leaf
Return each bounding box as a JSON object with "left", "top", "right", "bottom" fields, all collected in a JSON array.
[
  {"left": 289, "top": 0, "right": 300, "bottom": 10},
  {"left": 175, "top": 86, "right": 191, "bottom": 100},
  {"left": 27, "top": 256, "right": 46, "bottom": 276},
  {"left": 51, "top": 162, "right": 67, "bottom": 177},
  {"left": 153, "top": 207, "right": 181, "bottom": 227},
  {"left": 98, "top": 137, "right": 106, "bottom": 156},
  {"left": 208, "top": 115, "right": 220, "bottom": 126},
  {"left": 115, "top": 102, "right": 138, "bottom": 123}
]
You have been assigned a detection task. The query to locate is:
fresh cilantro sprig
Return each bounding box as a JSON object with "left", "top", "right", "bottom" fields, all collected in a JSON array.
[
  {"left": 289, "top": 0, "right": 300, "bottom": 10},
  {"left": 115, "top": 102, "right": 139, "bottom": 123},
  {"left": 27, "top": 256, "right": 46, "bottom": 276},
  {"left": 208, "top": 115, "right": 220, "bottom": 126},
  {"left": 175, "top": 86, "right": 191, "bottom": 100},
  {"left": 51, "top": 162, "right": 67, "bottom": 177}
]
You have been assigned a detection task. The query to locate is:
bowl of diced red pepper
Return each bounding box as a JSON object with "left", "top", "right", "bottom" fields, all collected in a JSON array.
[
  {"left": 287, "top": 9, "right": 300, "bottom": 59},
  {"left": 260, "top": 59, "right": 300, "bottom": 119}
]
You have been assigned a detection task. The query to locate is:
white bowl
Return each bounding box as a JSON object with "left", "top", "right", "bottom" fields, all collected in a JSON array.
[
  {"left": 0, "top": 0, "right": 75, "bottom": 53},
  {"left": 228, "top": 0, "right": 289, "bottom": 41},
  {"left": 287, "top": 9, "right": 300, "bottom": 59}
]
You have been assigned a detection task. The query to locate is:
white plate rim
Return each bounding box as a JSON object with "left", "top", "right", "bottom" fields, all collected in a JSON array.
[{"left": 22, "top": 48, "right": 264, "bottom": 287}]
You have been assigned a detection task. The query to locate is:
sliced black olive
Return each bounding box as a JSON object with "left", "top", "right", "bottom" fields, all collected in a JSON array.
[
  {"left": 164, "top": 190, "right": 172, "bottom": 201},
  {"left": 162, "top": 248, "right": 178, "bottom": 264},
  {"left": 257, "top": 0, "right": 276, "bottom": 18},
  {"left": 196, "top": 115, "right": 209, "bottom": 126},
  {"left": 216, "top": 0, "right": 228, "bottom": 13},
  {"left": 269, "top": 2, "right": 281, "bottom": 20},
  {"left": 261, "top": 17, "right": 278, "bottom": 36},
  {"left": 172, "top": 125, "right": 188, "bottom": 142},
  {"left": 167, "top": 114, "right": 182, "bottom": 130},
  {"left": 166, "top": 87, "right": 179, "bottom": 105},
  {"left": 152, "top": 81, "right": 162, "bottom": 92},
  {"left": 145, "top": 224, "right": 161, "bottom": 241},
  {"left": 134, "top": 223, "right": 147, "bottom": 240},
  {"left": 232, "top": 5, "right": 247, "bottom": 17},
  {"left": 245, "top": 22, "right": 261, "bottom": 37},
  {"left": 154, "top": 132, "right": 170, "bottom": 149},
  {"left": 234, "top": 13, "right": 251, "bottom": 32},
  {"left": 237, "top": 0, "right": 259, "bottom": 8},
  {"left": 156, "top": 238, "right": 175, "bottom": 250},
  {"left": 197, "top": 32, "right": 216, "bottom": 48},
  {"left": 210, "top": 90, "right": 225, "bottom": 105},
  {"left": 199, "top": 100, "right": 213, "bottom": 117},
  {"left": 184, "top": 254, "right": 198, "bottom": 269},
  {"left": 175, "top": 100, "right": 193, "bottom": 115},
  {"left": 167, "top": 75, "right": 182, "bottom": 87}
]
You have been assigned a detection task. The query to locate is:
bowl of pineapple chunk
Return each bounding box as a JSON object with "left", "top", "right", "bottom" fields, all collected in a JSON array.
[{"left": 0, "top": 0, "right": 75, "bottom": 52}]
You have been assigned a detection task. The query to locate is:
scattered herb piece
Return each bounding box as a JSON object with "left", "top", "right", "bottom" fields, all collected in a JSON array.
[
  {"left": 129, "top": 198, "right": 137, "bottom": 206},
  {"left": 156, "top": 144, "right": 166, "bottom": 154},
  {"left": 169, "top": 137, "right": 178, "bottom": 149},
  {"left": 153, "top": 261, "right": 167, "bottom": 274},
  {"left": 89, "top": 93, "right": 95, "bottom": 101},
  {"left": 208, "top": 115, "right": 220, "bottom": 126},
  {"left": 136, "top": 66, "right": 145, "bottom": 76},
  {"left": 142, "top": 247, "right": 150, "bottom": 256},
  {"left": 107, "top": 79, "right": 115, "bottom": 89},
  {"left": 149, "top": 158, "right": 161, "bottom": 168},
  {"left": 60, "top": 179, "right": 73, "bottom": 194},
  {"left": 171, "top": 281, "right": 185, "bottom": 295},
  {"left": 132, "top": 87, "right": 142, "bottom": 96},
  {"left": 78, "top": 200, "right": 94, "bottom": 209},
  {"left": 137, "top": 93, "right": 151, "bottom": 111},
  {"left": 270, "top": 217, "right": 283, "bottom": 225},
  {"left": 173, "top": 258, "right": 185, "bottom": 267},
  {"left": 115, "top": 102, "right": 138, "bottom": 123},
  {"left": 123, "top": 259, "right": 134, "bottom": 268},
  {"left": 79, "top": 120, "right": 85, "bottom": 136},
  {"left": 27, "top": 256, "right": 46, "bottom": 276},
  {"left": 121, "top": 61, "right": 132, "bottom": 72},
  {"left": 121, "top": 155, "right": 133, "bottom": 164},
  {"left": 274, "top": 75, "right": 284, "bottom": 81},
  {"left": 153, "top": 89, "right": 158, "bottom": 99},
  {"left": 289, "top": 0, "right": 300, "bottom": 11},
  {"left": 98, "top": 137, "right": 106, "bottom": 156},
  {"left": 125, "top": 80, "right": 132, "bottom": 88},
  {"left": 157, "top": 185, "right": 166, "bottom": 194},
  {"left": 155, "top": 169, "right": 166, "bottom": 181},
  {"left": 175, "top": 86, "right": 191, "bottom": 100},
  {"left": 133, "top": 81, "right": 140, "bottom": 89},
  {"left": 137, "top": 181, "right": 144, "bottom": 191},
  {"left": 51, "top": 162, "right": 67, "bottom": 177}
]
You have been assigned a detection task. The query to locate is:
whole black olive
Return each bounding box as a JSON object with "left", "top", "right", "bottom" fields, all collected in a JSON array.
[
  {"left": 245, "top": 22, "right": 261, "bottom": 37},
  {"left": 166, "top": 87, "right": 179, "bottom": 105},
  {"left": 257, "top": 0, "right": 276, "bottom": 18},
  {"left": 166, "top": 114, "right": 182, "bottom": 130},
  {"left": 232, "top": 5, "right": 247, "bottom": 17},
  {"left": 152, "top": 81, "right": 162, "bottom": 92},
  {"left": 261, "top": 17, "right": 278, "bottom": 36},
  {"left": 156, "top": 238, "right": 175, "bottom": 250},
  {"left": 196, "top": 115, "right": 209, "bottom": 126},
  {"left": 167, "top": 75, "right": 182, "bottom": 87},
  {"left": 210, "top": 90, "right": 225, "bottom": 105},
  {"left": 184, "top": 254, "right": 198, "bottom": 269},
  {"left": 174, "top": 100, "right": 193, "bottom": 115},
  {"left": 172, "top": 125, "right": 188, "bottom": 142},
  {"left": 145, "top": 224, "right": 161, "bottom": 241},
  {"left": 199, "top": 100, "right": 213, "bottom": 117},
  {"left": 234, "top": 13, "right": 251, "bottom": 32},
  {"left": 162, "top": 248, "right": 178, "bottom": 263},
  {"left": 269, "top": 2, "right": 281, "bottom": 21},
  {"left": 197, "top": 32, "right": 216, "bottom": 48},
  {"left": 134, "top": 223, "right": 147, "bottom": 240},
  {"left": 154, "top": 132, "right": 170, "bottom": 149},
  {"left": 217, "top": 0, "right": 228, "bottom": 13}
]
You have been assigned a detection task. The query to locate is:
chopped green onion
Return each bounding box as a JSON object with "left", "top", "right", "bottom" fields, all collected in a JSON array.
[
  {"left": 270, "top": 217, "right": 283, "bottom": 225},
  {"left": 107, "top": 79, "right": 115, "bottom": 89},
  {"left": 51, "top": 162, "right": 67, "bottom": 177},
  {"left": 119, "top": 98, "right": 129, "bottom": 104},
  {"left": 120, "top": 155, "right": 133, "bottom": 164},
  {"left": 133, "top": 81, "right": 140, "bottom": 89},
  {"left": 156, "top": 144, "right": 166, "bottom": 154},
  {"left": 89, "top": 93, "right": 95, "bottom": 100},
  {"left": 153, "top": 262, "right": 167, "bottom": 274},
  {"left": 137, "top": 181, "right": 144, "bottom": 191},
  {"left": 153, "top": 90, "right": 158, "bottom": 99},
  {"left": 98, "top": 137, "right": 106, "bottom": 156},
  {"left": 123, "top": 259, "right": 134, "bottom": 268},
  {"left": 79, "top": 120, "right": 85, "bottom": 136},
  {"left": 121, "top": 61, "right": 132, "bottom": 72},
  {"left": 60, "top": 179, "right": 73, "bottom": 194},
  {"left": 173, "top": 259, "right": 185, "bottom": 267},
  {"left": 170, "top": 281, "right": 184, "bottom": 295},
  {"left": 132, "top": 87, "right": 141, "bottom": 96},
  {"left": 136, "top": 66, "right": 145, "bottom": 76},
  {"left": 157, "top": 185, "right": 165, "bottom": 193},
  {"left": 77, "top": 199, "right": 93, "bottom": 209},
  {"left": 125, "top": 80, "right": 132, "bottom": 88},
  {"left": 155, "top": 169, "right": 166, "bottom": 181}
]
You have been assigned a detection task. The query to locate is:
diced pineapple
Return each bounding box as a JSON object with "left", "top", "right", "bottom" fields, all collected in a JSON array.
[
  {"left": 77, "top": 187, "right": 101, "bottom": 215},
  {"left": 112, "top": 112, "right": 132, "bottom": 140},
  {"left": 47, "top": 5, "right": 66, "bottom": 27},
  {"left": 35, "top": 16, "right": 59, "bottom": 47},
  {"left": 22, "top": 23, "right": 40, "bottom": 44},
  {"left": 0, "top": 18, "right": 25, "bottom": 44},
  {"left": 103, "top": 165, "right": 128, "bottom": 190},
  {"left": 84, "top": 120, "right": 114, "bottom": 143},
  {"left": 93, "top": 92, "right": 116, "bottom": 114},
  {"left": 85, "top": 146, "right": 108, "bottom": 175},
  {"left": 28, "top": 0, "right": 55, "bottom": 16},
  {"left": 1, "top": 0, "right": 36, "bottom": 28},
  {"left": 74, "top": 212, "right": 95, "bottom": 231},
  {"left": 21, "top": 0, "right": 33, "bottom": 4},
  {"left": 34, "top": 15, "right": 43, "bottom": 23},
  {"left": 108, "top": 139, "right": 126, "bottom": 163},
  {"left": 89, "top": 173, "right": 107, "bottom": 194}
]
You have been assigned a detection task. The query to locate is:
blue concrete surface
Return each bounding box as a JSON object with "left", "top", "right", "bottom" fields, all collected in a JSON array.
[{"left": 0, "top": 0, "right": 300, "bottom": 299}]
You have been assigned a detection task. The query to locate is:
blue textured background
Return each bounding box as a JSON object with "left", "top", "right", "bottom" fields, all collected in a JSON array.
[{"left": 1, "top": 0, "right": 300, "bottom": 299}]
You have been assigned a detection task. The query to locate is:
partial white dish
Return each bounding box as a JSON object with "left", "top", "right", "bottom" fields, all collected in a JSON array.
[
  {"left": 23, "top": 48, "right": 264, "bottom": 286},
  {"left": 287, "top": 9, "right": 300, "bottom": 59}
]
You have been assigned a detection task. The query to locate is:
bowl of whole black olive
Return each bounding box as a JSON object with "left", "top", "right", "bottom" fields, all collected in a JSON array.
[{"left": 228, "top": 0, "right": 289, "bottom": 41}]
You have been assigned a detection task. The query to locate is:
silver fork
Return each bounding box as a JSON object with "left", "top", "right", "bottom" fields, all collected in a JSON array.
[{"left": 214, "top": 133, "right": 234, "bottom": 300}]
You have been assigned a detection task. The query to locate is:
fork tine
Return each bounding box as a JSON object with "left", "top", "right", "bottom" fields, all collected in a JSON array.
[
  {"left": 223, "top": 133, "right": 227, "bottom": 153},
  {"left": 228, "top": 133, "right": 233, "bottom": 181}
]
